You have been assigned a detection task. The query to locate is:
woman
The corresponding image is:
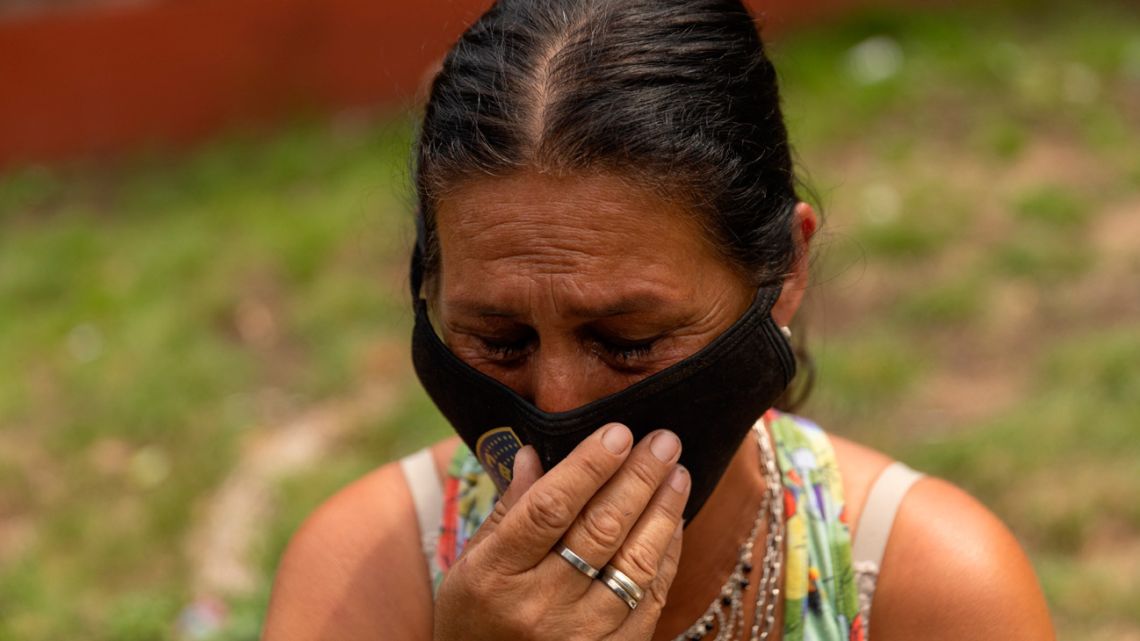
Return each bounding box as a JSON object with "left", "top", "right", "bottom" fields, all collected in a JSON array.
[{"left": 264, "top": 1, "right": 1055, "bottom": 639}]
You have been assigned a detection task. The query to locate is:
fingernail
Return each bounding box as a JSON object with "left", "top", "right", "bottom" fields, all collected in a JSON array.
[
  {"left": 601, "top": 423, "right": 632, "bottom": 454},
  {"left": 512, "top": 445, "right": 533, "bottom": 479},
  {"left": 651, "top": 431, "right": 681, "bottom": 462},
  {"left": 668, "top": 465, "right": 690, "bottom": 493}
]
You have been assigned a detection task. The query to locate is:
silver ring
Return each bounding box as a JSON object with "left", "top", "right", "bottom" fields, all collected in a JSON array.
[
  {"left": 599, "top": 565, "right": 644, "bottom": 610},
  {"left": 553, "top": 542, "right": 600, "bottom": 579}
]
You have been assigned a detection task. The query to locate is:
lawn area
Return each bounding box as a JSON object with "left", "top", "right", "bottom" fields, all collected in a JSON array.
[{"left": 1, "top": 2, "right": 1138, "bottom": 640}]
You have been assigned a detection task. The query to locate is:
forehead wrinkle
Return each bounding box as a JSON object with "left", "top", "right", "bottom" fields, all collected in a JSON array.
[
  {"left": 440, "top": 205, "right": 671, "bottom": 288},
  {"left": 439, "top": 172, "right": 674, "bottom": 236},
  {"left": 445, "top": 270, "right": 682, "bottom": 321},
  {"left": 467, "top": 219, "right": 606, "bottom": 271},
  {"left": 433, "top": 170, "right": 736, "bottom": 320},
  {"left": 445, "top": 194, "right": 651, "bottom": 252}
]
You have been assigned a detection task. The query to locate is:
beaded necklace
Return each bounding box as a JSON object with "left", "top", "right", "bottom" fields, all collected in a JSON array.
[{"left": 670, "top": 419, "right": 785, "bottom": 641}]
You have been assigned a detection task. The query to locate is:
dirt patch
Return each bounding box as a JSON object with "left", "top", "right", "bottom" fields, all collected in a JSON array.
[
  {"left": 1091, "top": 197, "right": 1140, "bottom": 260},
  {"left": 1067, "top": 197, "right": 1140, "bottom": 322},
  {"left": 1001, "top": 138, "right": 1109, "bottom": 194},
  {"left": 0, "top": 514, "right": 36, "bottom": 567},
  {"left": 184, "top": 379, "right": 403, "bottom": 597},
  {"left": 984, "top": 282, "right": 1043, "bottom": 340},
  {"left": 896, "top": 364, "right": 1027, "bottom": 433}
]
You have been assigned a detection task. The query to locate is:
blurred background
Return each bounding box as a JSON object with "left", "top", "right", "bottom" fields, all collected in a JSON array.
[{"left": 1, "top": 0, "right": 1138, "bottom": 639}]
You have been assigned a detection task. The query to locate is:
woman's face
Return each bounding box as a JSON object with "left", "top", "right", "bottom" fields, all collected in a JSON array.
[{"left": 431, "top": 170, "right": 772, "bottom": 413}]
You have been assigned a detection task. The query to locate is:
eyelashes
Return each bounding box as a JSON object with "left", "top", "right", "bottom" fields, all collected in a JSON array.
[
  {"left": 473, "top": 325, "right": 536, "bottom": 363},
  {"left": 478, "top": 336, "right": 532, "bottom": 361},
  {"left": 597, "top": 338, "right": 656, "bottom": 364},
  {"left": 473, "top": 333, "right": 659, "bottom": 367}
]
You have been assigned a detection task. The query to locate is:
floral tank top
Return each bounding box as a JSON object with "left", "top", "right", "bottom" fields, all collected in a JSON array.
[{"left": 427, "top": 411, "right": 867, "bottom": 641}]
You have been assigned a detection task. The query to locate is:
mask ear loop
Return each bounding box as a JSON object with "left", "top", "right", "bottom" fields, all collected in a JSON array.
[
  {"left": 410, "top": 246, "right": 425, "bottom": 303},
  {"left": 410, "top": 212, "right": 429, "bottom": 304},
  {"left": 411, "top": 214, "right": 452, "bottom": 342}
]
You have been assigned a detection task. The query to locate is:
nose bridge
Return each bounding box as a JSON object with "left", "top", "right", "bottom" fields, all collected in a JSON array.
[{"left": 529, "top": 339, "right": 598, "bottom": 413}]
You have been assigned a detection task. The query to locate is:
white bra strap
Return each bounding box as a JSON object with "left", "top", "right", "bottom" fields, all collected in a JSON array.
[
  {"left": 852, "top": 461, "right": 924, "bottom": 570},
  {"left": 399, "top": 448, "right": 444, "bottom": 574}
]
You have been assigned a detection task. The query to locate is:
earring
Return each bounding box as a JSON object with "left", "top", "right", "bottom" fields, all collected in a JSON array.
[{"left": 780, "top": 326, "right": 792, "bottom": 339}]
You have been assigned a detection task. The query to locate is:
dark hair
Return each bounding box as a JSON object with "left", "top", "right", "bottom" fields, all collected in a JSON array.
[{"left": 411, "top": 0, "right": 812, "bottom": 407}]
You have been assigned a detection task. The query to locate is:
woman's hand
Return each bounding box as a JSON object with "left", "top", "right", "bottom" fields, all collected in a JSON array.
[{"left": 433, "top": 423, "right": 690, "bottom": 641}]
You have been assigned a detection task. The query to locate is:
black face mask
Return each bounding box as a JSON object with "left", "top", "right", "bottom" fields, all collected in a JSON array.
[{"left": 410, "top": 285, "right": 795, "bottom": 522}]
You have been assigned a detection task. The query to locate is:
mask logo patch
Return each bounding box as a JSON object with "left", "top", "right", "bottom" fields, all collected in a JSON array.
[{"left": 475, "top": 427, "right": 524, "bottom": 493}]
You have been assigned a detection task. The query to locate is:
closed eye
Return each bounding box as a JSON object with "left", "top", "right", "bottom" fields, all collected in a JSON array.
[
  {"left": 599, "top": 338, "right": 655, "bottom": 362},
  {"left": 476, "top": 332, "right": 535, "bottom": 363},
  {"left": 587, "top": 328, "right": 664, "bottom": 371}
]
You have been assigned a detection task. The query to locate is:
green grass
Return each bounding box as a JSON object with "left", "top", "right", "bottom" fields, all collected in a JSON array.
[
  {"left": 993, "top": 228, "right": 1096, "bottom": 281},
  {"left": 0, "top": 119, "right": 420, "bottom": 641},
  {"left": 2, "top": 2, "right": 1138, "bottom": 640},
  {"left": 810, "top": 332, "right": 926, "bottom": 419},
  {"left": 892, "top": 274, "right": 987, "bottom": 327},
  {"left": 1015, "top": 186, "right": 1088, "bottom": 227}
]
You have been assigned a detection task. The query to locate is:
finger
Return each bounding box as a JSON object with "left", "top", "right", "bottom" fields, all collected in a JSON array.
[
  {"left": 617, "top": 522, "right": 684, "bottom": 639},
  {"left": 464, "top": 445, "right": 543, "bottom": 551},
  {"left": 585, "top": 464, "right": 690, "bottom": 620},
  {"left": 504, "top": 444, "right": 543, "bottom": 507},
  {"left": 473, "top": 423, "right": 633, "bottom": 574},
  {"left": 547, "top": 430, "right": 682, "bottom": 586}
]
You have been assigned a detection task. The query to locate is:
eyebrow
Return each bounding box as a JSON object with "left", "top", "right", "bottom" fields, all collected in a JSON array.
[{"left": 446, "top": 291, "right": 673, "bottom": 319}]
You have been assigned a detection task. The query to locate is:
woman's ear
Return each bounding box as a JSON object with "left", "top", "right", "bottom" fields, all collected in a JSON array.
[{"left": 772, "top": 202, "right": 817, "bottom": 327}]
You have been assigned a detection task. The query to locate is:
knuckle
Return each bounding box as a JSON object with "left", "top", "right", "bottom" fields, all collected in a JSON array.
[
  {"left": 525, "top": 486, "right": 576, "bottom": 533},
  {"left": 573, "top": 616, "right": 618, "bottom": 641},
  {"left": 616, "top": 539, "right": 660, "bottom": 582},
  {"left": 652, "top": 492, "right": 686, "bottom": 524},
  {"left": 578, "top": 502, "right": 626, "bottom": 549},
  {"left": 645, "top": 576, "right": 671, "bottom": 611},
  {"left": 440, "top": 557, "right": 559, "bottom": 641},
  {"left": 568, "top": 611, "right": 620, "bottom": 641},
  {"left": 574, "top": 451, "right": 614, "bottom": 486},
  {"left": 642, "top": 473, "right": 686, "bottom": 514},
  {"left": 663, "top": 535, "right": 683, "bottom": 566},
  {"left": 512, "top": 600, "right": 547, "bottom": 637},
  {"left": 444, "top": 572, "right": 492, "bottom": 616},
  {"left": 570, "top": 628, "right": 602, "bottom": 641},
  {"left": 456, "top": 556, "right": 494, "bottom": 596},
  {"left": 624, "top": 456, "right": 664, "bottom": 492},
  {"left": 487, "top": 499, "right": 510, "bottom": 527}
]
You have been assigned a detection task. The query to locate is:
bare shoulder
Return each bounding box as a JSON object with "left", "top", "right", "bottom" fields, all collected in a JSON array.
[
  {"left": 871, "top": 475, "right": 1056, "bottom": 640},
  {"left": 263, "top": 436, "right": 462, "bottom": 641},
  {"left": 827, "top": 434, "right": 1056, "bottom": 641}
]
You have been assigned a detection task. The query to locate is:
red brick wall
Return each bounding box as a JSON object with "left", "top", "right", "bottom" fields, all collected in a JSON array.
[{"left": 0, "top": 0, "right": 893, "bottom": 167}]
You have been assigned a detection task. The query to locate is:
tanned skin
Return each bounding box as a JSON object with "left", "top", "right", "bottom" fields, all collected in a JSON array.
[{"left": 264, "top": 172, "right": 1056, "bottom": 641}]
